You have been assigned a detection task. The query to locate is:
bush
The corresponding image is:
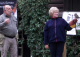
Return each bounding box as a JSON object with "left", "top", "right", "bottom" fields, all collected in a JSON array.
[
  {"left": 18, "top": 0, "right": 80, "bottom": 57},
  {"left": 66, "top": 36, "right": 80, "bottom": 57},
  {"left": 18, "top": 0, "right": 50, "bottom": 57}
]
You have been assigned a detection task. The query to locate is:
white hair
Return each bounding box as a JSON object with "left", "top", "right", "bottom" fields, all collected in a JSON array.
[
  {"left": 49, "top": 7, "right": 59, "bottom": 17},
  {"left": 3, "top": 5, "right": 11, "bottom": 11}
]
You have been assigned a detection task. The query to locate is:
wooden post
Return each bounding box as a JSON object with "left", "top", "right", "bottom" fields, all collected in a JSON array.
[{"left": 63, "top": 43, "right": 66, "bottom": 57}]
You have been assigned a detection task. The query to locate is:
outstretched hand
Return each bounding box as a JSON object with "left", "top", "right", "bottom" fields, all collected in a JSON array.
[{"left": 69, "top": 19, "right": 78, "bottom": 28}]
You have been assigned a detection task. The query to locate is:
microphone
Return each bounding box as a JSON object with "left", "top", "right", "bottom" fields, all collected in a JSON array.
[{"left": 5, "top": 15, "right": 10, "bottom": 24}]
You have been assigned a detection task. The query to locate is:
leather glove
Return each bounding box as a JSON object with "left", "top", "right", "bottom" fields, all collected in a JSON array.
[{"left": 69, "top": 19, "right": 78, "bottom": 28}]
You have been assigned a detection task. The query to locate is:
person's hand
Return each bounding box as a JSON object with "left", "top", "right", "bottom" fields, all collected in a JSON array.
[
  {"left": 5, "top": 18, "right": 10, "bottom": 24},
  {"left": 69, "top": 19, "right": 78, "bottom": 28},
  {"left": 45, "top": 45, "right": 49, "bottom": 49}
]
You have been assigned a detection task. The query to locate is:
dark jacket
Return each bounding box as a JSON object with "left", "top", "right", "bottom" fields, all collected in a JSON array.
[{"left": 44, "top": 17, "right": 72, "bottom": 45}]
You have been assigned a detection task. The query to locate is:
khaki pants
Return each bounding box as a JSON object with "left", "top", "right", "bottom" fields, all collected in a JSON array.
[{"left": 1, "top": 37, "right": 18, "bottom": 57}]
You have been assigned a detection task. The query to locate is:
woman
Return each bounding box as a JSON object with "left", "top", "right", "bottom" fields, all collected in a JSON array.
[{"left": 44, "top": 7, "right": 77, "bottom": 57}]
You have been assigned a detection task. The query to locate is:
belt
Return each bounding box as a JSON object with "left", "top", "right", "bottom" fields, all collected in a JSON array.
[{"left": 4, "top": 35, "right": 15, "bottom": 38}]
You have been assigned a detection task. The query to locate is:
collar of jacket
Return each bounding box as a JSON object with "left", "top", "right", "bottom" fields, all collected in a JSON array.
[
  {"left": 51, "top": 17, "right": 62, "bottom": 20},
  {"left": 3, "top": 13, "right": 12, "bottom": 18},
  {"left": 51, "top": 17, "right": 58, "bottom": 20}
]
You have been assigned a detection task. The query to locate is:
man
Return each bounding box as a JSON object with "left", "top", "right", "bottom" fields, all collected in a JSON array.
[{"left": 0, "top": 5, "right": 18, "bottom": 57}]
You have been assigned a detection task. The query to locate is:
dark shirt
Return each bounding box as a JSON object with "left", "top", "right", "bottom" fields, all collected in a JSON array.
[{"left": 44, "top": 17, "right": 72, "bottom": 45}]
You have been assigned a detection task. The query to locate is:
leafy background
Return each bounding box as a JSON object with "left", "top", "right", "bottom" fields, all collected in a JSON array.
[
  {"left": 18, "top": 0, "right": 50, "bottom": 57},
  {"left": 66, "top": 36, "right": 80, "bottom": 57},
  {"left": 18, "top": 0, "right": 80, "bottom": 57}
]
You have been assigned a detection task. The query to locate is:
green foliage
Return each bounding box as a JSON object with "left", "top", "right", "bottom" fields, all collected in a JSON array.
[
  {"left": 18, "top": 0, "right": 50, "bottom": 57},
  {"left": 66, "top": 36, "right": 80, "bottom": 57},
  {"left": 18, "top": 0, "right": 80, "bottom": 57}
]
